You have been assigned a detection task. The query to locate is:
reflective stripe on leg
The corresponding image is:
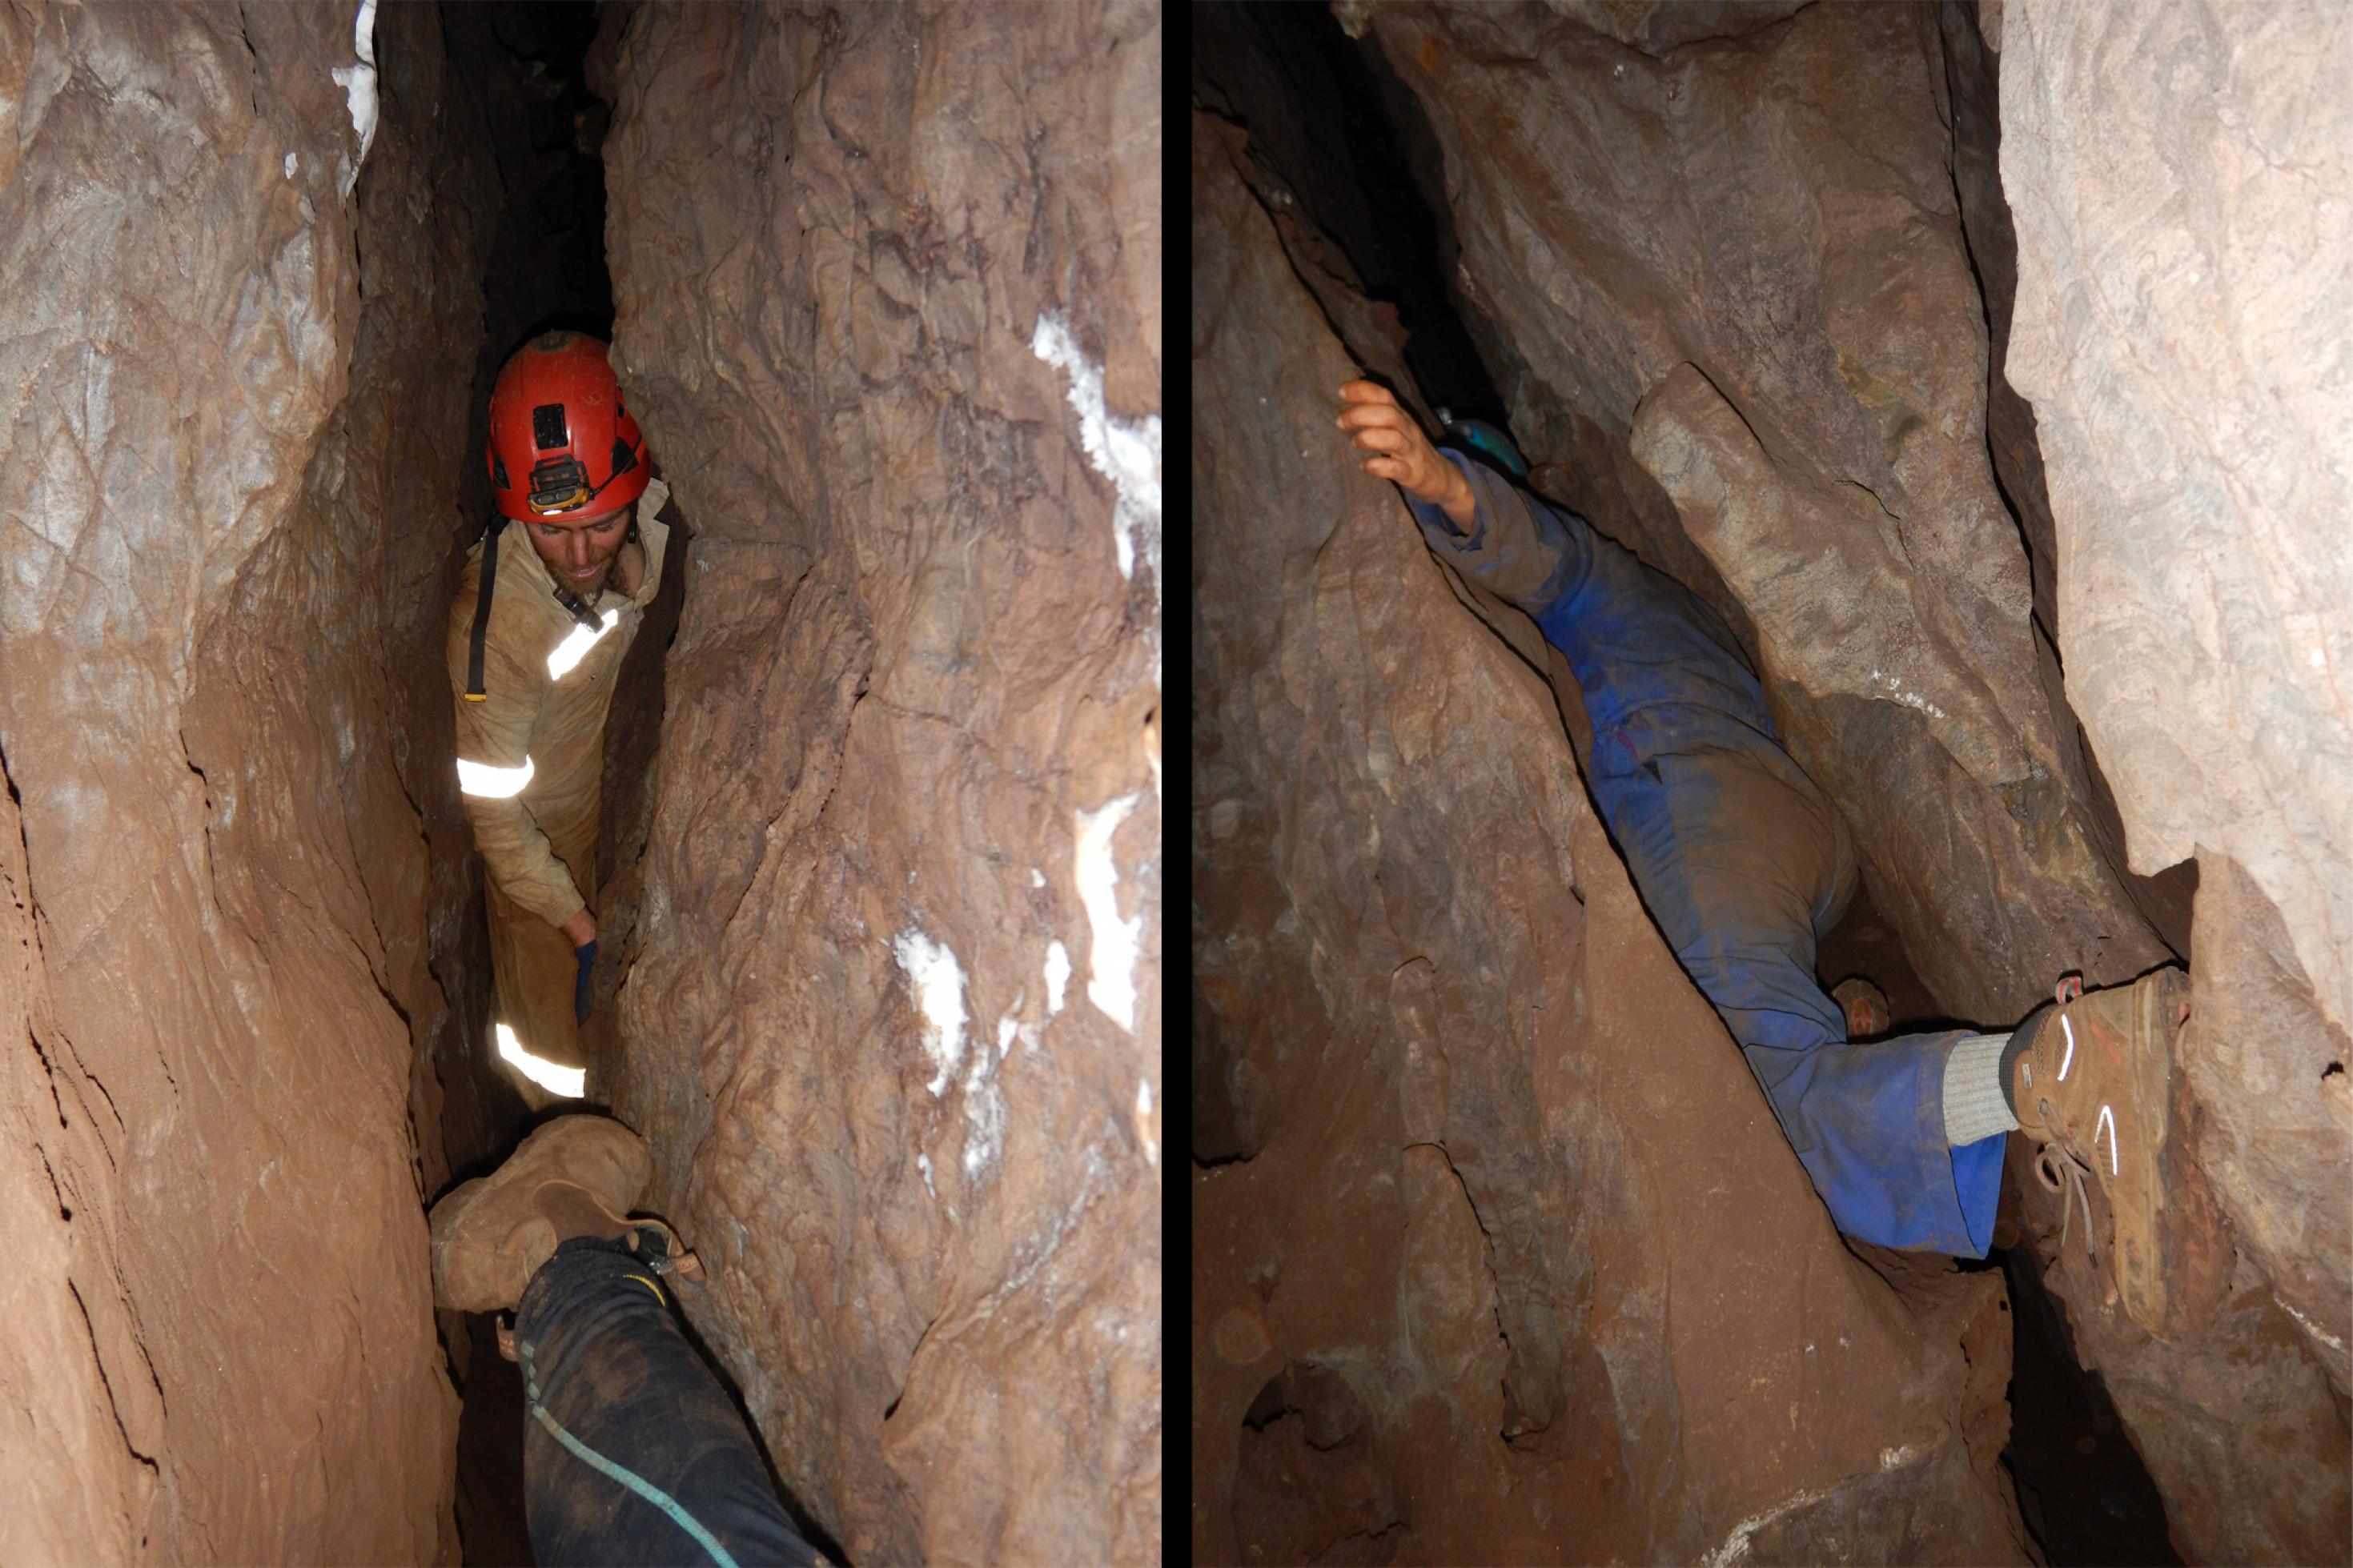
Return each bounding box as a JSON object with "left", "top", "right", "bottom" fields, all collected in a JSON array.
[
  {"left": 496, "top": 1022, "right": 584, "bottom": 1098},
  {"left": 459, "top": 755, "right": 536, "bottom": 797}
]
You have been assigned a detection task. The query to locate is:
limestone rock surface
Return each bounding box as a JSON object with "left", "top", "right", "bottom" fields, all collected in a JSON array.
[
  {"left": 1194, "top": 107, "right": 2026, "bottom": 1568},
  {"left": 1199, "top": 2, "right": 2347, "bottom": 1557},
  {"left": 1359, "top": 0, "right": 2171, "bottom": 1026},
  {"left": 1999, "top": 0, "right": 2353, "bottom": 1390},
  {"left": 0, "top": 2, "right": 489, "bottom": 1558},
  {"left": 597, "top": 6, "right": 1162, "bottom": 1563}
]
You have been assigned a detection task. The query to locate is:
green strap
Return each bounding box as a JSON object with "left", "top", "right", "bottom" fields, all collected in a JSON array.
[{"left": 521, "top": 1345, "right": 741, "bottom": 1568}]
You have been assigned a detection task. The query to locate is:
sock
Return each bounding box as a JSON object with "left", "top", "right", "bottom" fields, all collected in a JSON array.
[
  {"left": 1996, "top": 1001, "right": 2050, "bottom": 1117},
  {"left": 1942, "top": 1032, "right": 2021, "bottom": 1146}
]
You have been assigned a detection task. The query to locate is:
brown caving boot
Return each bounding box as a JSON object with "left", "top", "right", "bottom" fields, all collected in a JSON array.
[
  {"left": 2009, "top": 966, "right": 2232, "bottom": 1337},
  {"left": 1527, "top": 460, "right": 1576, "bottom": 507},
  {"left": 430, "top": 1115, "right": 652, "bottom": 1314},
  {"left": 1832, "top": 976, "right": 1890, "bottom": 1037}
]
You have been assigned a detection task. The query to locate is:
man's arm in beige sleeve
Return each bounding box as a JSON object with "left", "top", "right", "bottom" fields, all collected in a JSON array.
[{"left": 450, "top": 632, "right": 588, "bottom": 929}]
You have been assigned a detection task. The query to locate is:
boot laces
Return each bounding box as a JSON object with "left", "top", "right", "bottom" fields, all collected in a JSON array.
[{"left": 2032, "top": 1114, "right": 2098, "bottom": 1261}]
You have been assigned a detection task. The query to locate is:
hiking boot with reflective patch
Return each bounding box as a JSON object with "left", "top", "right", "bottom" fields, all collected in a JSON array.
[
  {"left": 430, "top": 1115, "right": 652, "bottom": 1314},
  {"left": 2010, "top": 966, "right": 2231, "bottom": 1337}
]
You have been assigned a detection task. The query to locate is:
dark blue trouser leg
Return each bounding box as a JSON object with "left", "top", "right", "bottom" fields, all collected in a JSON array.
[
  {"left": 515, "top": 1239, "right": 822, "bottom": 1567},
  {"left": 1594, "top": 741, "right": 2004, "bottom": 1255}
]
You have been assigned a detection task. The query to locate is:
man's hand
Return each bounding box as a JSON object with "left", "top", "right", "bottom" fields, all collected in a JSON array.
[
  {"left": 559, "top": 908, "right": 596, "bottom": 949},
  {"left": 1336, "top": 380, "right": 1476, "bottom": 530}
]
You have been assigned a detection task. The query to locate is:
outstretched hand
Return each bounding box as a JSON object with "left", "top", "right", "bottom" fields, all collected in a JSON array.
[{"left": 1335, "top": 380, "right": 1475, "bottom": 528}]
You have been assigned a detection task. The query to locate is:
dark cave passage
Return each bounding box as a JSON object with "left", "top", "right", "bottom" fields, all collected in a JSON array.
[
  {"left": 1193, "top": 0, "right": 1506, "bottom": 431},
  {"left": 1194, "top": 2, "right": 2349, "bottom": 1563},
  {"left": 432, "top": 8, "right": 628, "bottom": 1557}
]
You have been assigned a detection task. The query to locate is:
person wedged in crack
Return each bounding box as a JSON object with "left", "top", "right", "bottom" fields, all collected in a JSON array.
[
  {"left": 432, "top": 1115, "right": 825, "bottom": 1565},
  {"left": 448, "top": 331, "right": 670, "bottom": 1100},
  {"left": 1337, "top": 379, "right": 2211, "bottom": 1335}
]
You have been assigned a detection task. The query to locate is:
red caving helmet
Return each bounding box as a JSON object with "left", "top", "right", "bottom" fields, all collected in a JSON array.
[{"left": 486, "top": 331, "right": 651, "bottom": 522}]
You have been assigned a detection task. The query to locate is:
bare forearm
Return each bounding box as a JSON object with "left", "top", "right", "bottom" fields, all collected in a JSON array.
[{"left": 1435, "top": 463, "right": 1476, "bottom": 532}]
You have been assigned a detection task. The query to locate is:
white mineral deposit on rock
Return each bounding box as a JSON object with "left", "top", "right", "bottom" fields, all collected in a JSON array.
[
  {"left": 329, "top": 0, "right": 379, "bottom": 198},
  {"left": 1135, "top": 1080, "right": 1157, "bottom": 1169},
  {"left": 1031, "top": 311, "right": 1162, "bottom": 611},
  {"left": 1043, "top": 940, "right": 1070, "bottom": 1016},
  {"left": 960, "top": 1044, "right": 1005, "bottom": 1179},
  {"left": 1074, "top": 795, "right": 1141, "bottom": 1033},
  {"left": 892, "top": 928, "right": 967, "bottom": 1096}
]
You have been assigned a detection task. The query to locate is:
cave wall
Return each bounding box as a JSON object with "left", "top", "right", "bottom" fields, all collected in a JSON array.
[
  {"left": 0, "top": 3, "right": 492, "bottom": 1558},
  {"left": 1349, "top": 0, "right": 2170, "bottom": 1030},
  {"left": 1208, "top": 1, "right": 2348, "bottom": 1558},
  {"left": 594, "top": 5, "right": 1162, "bottom": 1563},
  {"left": 1193, "top": 107, "right": 2029, "bottom": 1568},
  {"left": 1999, "top": 0, "right": 2353, "bottom": 1386},
  {"left": 1983, "top": 5, "right": 2353, "bottom": 1555}
]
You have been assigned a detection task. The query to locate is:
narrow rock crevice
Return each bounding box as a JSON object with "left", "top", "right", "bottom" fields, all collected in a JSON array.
[
  {"left": 3, "top": 2, "right": 1158, "bottom": 1562},
  {"left": 1195, "top": 2, "right": 2348, "bottom": 1562}
]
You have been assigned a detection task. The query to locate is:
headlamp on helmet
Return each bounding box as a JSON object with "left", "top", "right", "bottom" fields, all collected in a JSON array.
[{"left": 485, "top": 331, "right": 652, "bottom": 522}]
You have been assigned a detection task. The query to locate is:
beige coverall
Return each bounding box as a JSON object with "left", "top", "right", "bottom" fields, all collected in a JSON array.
[{"left": 445, "top": 477, "right": 671, "bottom": 1076}]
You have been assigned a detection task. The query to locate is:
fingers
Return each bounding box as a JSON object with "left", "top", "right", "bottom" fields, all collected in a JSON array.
[
  {"left": 1337, "top": 379, "right": 1430, "bottom": 492},
  {"left": 1336, "top": 399, "right": 1418, "bottom": 440}
]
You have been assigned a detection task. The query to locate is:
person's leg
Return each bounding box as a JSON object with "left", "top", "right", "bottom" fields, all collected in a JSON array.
[
  {"left": 1596, "top": 742, "right": 2003, "bottom": 1255},
  {"left": 488, "top": 877, "right": 588, "bottom": 1084},
  {"left": 516, "top": 1237, "right": 825, "bottom": 1568},
  {"left": 430, "top": 1117, "right": 824, "bottom": 1567}
]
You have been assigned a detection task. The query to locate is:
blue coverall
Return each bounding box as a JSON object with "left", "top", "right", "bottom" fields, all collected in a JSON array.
[{"left": 1409, "top": 449, "right": 2004, "bottom": 1255}]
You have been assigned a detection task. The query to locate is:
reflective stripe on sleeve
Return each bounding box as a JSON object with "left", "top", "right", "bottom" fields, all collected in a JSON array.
[
  {"left": 547, "top": 608, "right": 623, "bottom": 680},
  {"left": 457, "top": 754, "right": 536, "bottom": 798}
]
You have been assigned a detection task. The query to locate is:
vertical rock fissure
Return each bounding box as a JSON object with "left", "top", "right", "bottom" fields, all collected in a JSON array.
[
  {"left": 64, "top": 1278, "right": 162, "bottom": 1475},
  {"left": 1407, "top": 1137, "right": 1521, "bottom": 1442}
]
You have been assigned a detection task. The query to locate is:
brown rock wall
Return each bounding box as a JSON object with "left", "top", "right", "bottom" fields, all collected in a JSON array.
[
  {"left": 1999, "top": 0, "right": 2353, "bottom": 1387},
  {"left": 1358, "top": 0, "right": 2170, "bottom": 1025},
  {"left": 0, "top": 3, "right": 489, "bottom": 1558},
  {"left": 1198, "top": 2, "right": 2347, "bottom": 1557},
  {"left": 0, "top": 768, "right": 148, "bottom": 1563},
  {"left": 598, "top": 5, "right": 1162, "bottom": 1563},
  {"left": 1987, "top": 3, "right": 2353, "bottom": 1549},
  {"left": 1195, "top": 106, "right": 2025, "bottom": 1568}
]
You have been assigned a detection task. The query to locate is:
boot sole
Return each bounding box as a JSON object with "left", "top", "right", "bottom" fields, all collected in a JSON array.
[
  {"left": 2065, "top": 968, "right": 2232, "bottom": 1337},
  {"left": 430, "top": 1117, "right": 652, "bottom": 1313}
]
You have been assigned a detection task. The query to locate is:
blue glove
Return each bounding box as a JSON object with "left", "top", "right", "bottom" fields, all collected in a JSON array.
[{"left": 574, "top": 937, "right": 598, "bottom": 1025}]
